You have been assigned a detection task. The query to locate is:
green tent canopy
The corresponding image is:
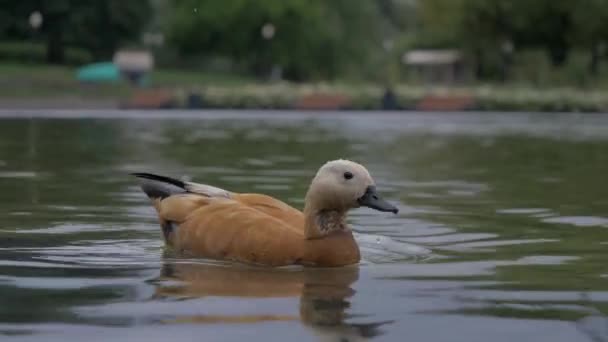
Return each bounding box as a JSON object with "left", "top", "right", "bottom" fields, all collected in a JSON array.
[{"left": 76, "top": 62, "right": 121, "bottom": 83}]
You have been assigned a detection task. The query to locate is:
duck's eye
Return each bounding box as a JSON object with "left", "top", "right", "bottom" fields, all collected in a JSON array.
[{"left": 343, "top": 171, "right": 353, "bottom": 180}]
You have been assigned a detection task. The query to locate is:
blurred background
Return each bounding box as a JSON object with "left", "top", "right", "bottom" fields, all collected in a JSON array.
[
  {"left": 1, "top": 0, "right": 608, "bottom": 111},
  {"left": 3, "top": 2, "right": 608, "bottom": 341}
]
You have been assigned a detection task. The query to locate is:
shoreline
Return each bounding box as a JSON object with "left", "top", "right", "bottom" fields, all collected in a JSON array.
[
  {"left": 3, "top": 63, "right": 607, "bottom": 113},
  {"left": 1, "top": 85, "right": 607, "bottom": 113},
  {"left": 0, "top": 108, "right": 604, "bottom": 119},
  {"left": 1, "top": 96, "right": 606, "bottom": 113}
]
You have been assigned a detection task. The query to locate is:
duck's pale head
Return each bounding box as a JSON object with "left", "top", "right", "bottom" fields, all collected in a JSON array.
[{"left": 305, "top": 159, "right": 398, "bottom": 214}]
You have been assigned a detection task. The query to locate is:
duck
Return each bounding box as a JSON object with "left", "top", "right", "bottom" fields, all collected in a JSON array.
[{"left": 133, "top": 159, "right": 398, "bottom": 267}]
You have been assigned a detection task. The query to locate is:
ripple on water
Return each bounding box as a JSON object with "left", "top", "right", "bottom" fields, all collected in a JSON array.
[
  {"left": 438, "top": 239, "right": 560, "bottom": 252},
  {"left": 0, "top": 275, "right": 143, "bottom": 289},
  {"left": 2, "top": 112, "right": 608, "bottom": 341},
  {"left": 356, "top": 233, "right": 433, "bottom": 264},
  {"left": 404, "top": 233, "right": 498, "bottom": 245},
  {"left": 11, "top": 222, "right": 154, "bottom": 235},
  {"left": 370, "top": 255, "right": 580, "bottom": 280},
  {"left": 8, "top": 211, "right": 32, "bottom": 216},
  {"left": 0, "top": 171, "right": 40, "bottom": 178},
  {"left": 243, "top": 158, "right": 275, "bottom": 167},
  {"left": 2, "top": 239, "right": 162, "bottom": 268},
  {"left": 496, "top": 208, "right": 552, "bottom": 215},
  {"left": 542, "top": 216, "right": 608, "bottom": 228}
]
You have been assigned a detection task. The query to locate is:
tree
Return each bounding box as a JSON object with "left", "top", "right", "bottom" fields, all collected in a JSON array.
[
  {"left": 166, "top": 0, "right": 385, "bottom": 81},
  {"left": 40, "top": 0, "right": 70, "bottom": 63},
  {"left": 570, "top": 0, "right": 608, "bottom": 75},
  {"left": 68, "top": 0, "right": 153, "bottom": 60},
  {"left": 417, "top": 0, "right": 513, "bottom": 79},
  {"left": 507, "top": 0, "right": 573, "bottom": 67},
  {"left": 0, "top": 0, "right": 152, "bottom": 63},
  {"left": 415, "top": 0, "right": 608, "bottom": 80}
]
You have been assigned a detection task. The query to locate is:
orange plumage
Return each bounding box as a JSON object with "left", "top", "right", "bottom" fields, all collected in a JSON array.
[{"left": 134, "top": 159, "right": 398, "bottom": 267}]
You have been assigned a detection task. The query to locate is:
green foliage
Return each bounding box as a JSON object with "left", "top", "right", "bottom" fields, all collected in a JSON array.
[
  {"left": 3, "top": 0, "right": 608, "bottom": 83},
  {"left": 0, "top": 0, "right": 152, "bottom": 63},
  {"left": 415, "top": 0, "right": 608, "bottom": 81},
  {"left": 416, "top": 0, "right": 466, "bottom": 47},
  {"left": 0, "top": 41, "right": 92, "bottom": 65},
  {"left": 66, "top": 0, "right": 153, "bottom": 59},
  {"left": 166, "top": 0, "right": 385, "bottom": 81}
]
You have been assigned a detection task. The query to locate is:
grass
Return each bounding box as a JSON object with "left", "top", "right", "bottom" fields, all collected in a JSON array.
[
  {"left": 0, "top": 63, "right": 75, "bottom": 79},
  {"left": 0, "top": 63, "right": 127, "bottom": 99},
  {"left": 0, "top": 41, "right": 92, "bottom": 66},
  {"left": 0, "top": 62, "right": 252, "bottom": 99},
  {"left": 150, "top": 68, "right": 252, "bottom": 86}
]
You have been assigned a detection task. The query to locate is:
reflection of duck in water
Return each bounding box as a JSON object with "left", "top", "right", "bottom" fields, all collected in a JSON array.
[
  {"left": 133, "top": 159, "right": 398, "bottom": 267},
  {"left": 154, "top": 261, "right": 392, "bottom": 340}
]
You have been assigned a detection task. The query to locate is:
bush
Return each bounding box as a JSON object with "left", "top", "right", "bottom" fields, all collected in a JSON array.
[
  {"left": 169, "top": 83, "right": 608, "bottom": 112},
  {"left": 0, "top": 41, "right": 93, "bottom": 66}
]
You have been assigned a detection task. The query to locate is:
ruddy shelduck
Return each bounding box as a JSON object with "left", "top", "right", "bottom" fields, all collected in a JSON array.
[{"left": 133, "top": 159, "right": 398, "bottom": 267}]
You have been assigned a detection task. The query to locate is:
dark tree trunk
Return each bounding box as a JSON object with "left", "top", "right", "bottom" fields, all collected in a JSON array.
[
  {"left": 589, "top": 41, "right": 600, "bottom": 76},
  {"left": 499, "top": 47, "right": 513, "bottom": 83},
  {"left": 46, "top": 28, "right": 65, "bottom": 64},
  {"left": 548, "top": 44, "right": 568, "bottom": 67},
  {"left": 547, "top": 13, "right": 570, "bottom": 67},
  {"left": 473, "top": 48, "right": 485, "bottom": 80},
  {"left": 41, "top": 1, "right": 70, "bottom": 64}
]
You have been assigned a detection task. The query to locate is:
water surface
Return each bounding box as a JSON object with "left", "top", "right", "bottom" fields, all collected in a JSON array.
[{"left": 1, "top": 110, "right": 608, "bottom": 341}]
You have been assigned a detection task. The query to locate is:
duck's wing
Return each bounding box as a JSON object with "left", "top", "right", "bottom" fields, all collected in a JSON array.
[
  {"left": 234, "top": 193, "right": 305, "bottom": 230},
  {"left": 162, "top": 195, "right": 305, "bottom": 265},
  {"left": 132, "top": 172, "right": 303, "bottom": 228},
  {"left": 134, "top": 173, "right": 306, "bottom": 265}
]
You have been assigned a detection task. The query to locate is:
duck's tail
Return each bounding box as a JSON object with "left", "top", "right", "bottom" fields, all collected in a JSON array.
[
  {"left": 131, "top": 172, "right": 231, "bottom": 199},
  {"left": 132, "top": 172, "right": 231, "bottom": 243},
  {"left": 131, "top": 172, "right": 187, "bottom": 200},
  {"left": 131, "top": 172, "right": 188, "bottom": 242}
]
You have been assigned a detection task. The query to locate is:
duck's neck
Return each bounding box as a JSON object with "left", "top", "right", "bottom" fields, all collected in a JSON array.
[{"left": 303, "top": 205, "right": 349, "bottom": 239}]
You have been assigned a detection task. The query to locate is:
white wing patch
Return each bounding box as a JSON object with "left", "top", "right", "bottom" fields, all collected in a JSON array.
[{"left": 184, "top": 181, "right": 232, "bottom": 198}]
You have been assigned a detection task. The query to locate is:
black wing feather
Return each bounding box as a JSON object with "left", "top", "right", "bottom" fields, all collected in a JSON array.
[{"left": 131, "top": 172, "right": 187, "bottom": 199}]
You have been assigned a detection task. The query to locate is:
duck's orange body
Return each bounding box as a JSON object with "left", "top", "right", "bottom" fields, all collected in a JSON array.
[
  {"left": 134, "top": 160, "right": 397, "bottom": 267},
  {"left": 157, "top": 193, "right": 359, "bottom": 267}
]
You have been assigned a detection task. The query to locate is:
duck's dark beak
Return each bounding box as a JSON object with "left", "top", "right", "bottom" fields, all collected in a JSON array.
[{"left": 357, "top": 186, "right": 399, "bottom": 214}]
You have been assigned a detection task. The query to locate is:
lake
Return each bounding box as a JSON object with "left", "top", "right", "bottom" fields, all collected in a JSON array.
[{"left": 1, "top": 110, "right": 607, "bottom": 342}]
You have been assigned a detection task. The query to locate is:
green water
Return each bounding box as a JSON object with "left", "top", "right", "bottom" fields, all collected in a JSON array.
[{"left": 1, "top": 111, "right": 607, "bottom": 341}]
